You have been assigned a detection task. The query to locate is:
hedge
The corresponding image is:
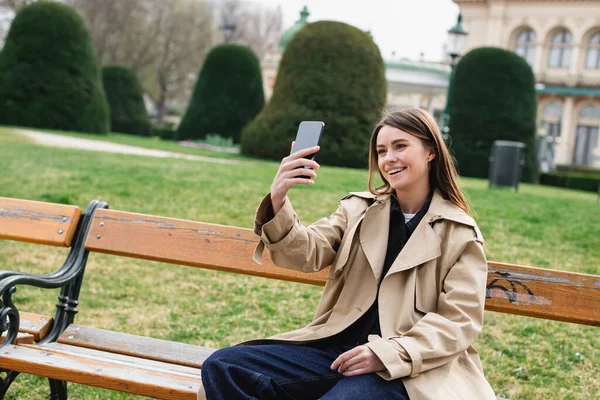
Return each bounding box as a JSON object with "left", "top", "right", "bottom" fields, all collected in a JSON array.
[
  {"left": 0, "top": 2, "right": 109, "bottom": 134},
  {"left": 240, "top": 21, "right": 386, "bottom": 168},
  {"left": 102, "top": 65, "right": 151, "bottom": 136},
  {"left": 539, "top": 171, "right": 600, "bottom": 192},
  {"left": 177, "top": 44, "right": 264, "bottom": 143},
  {"left": 449, "top": 47, "right": 538, "bottom": 182}
]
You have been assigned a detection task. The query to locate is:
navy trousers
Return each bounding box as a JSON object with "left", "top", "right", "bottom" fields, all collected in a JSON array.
[{"left": 200, "top": 340, "right": 410, "bottom": 400}]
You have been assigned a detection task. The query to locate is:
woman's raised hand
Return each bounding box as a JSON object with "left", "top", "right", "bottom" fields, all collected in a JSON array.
[{"left": 270, "top": 142, "right": 320, "bottom": 214}]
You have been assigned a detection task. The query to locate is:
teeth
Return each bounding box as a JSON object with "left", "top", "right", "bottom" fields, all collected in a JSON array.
[{"left": 389, "top": 168, "right": 405, "bottom": 174}]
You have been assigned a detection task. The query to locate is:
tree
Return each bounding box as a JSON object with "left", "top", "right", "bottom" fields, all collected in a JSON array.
[
  {"left": 102, "top": 65, "right": 151, "bottom": 135},
  {"left": 448, "top": 46, "right": 538, "bottom": 182},
  {"left": 241, "top": 21, "right": 387, "bottom": 168},
  {"left": 0, "top": 1, "right": 109, "bottom": 133},
  {"left": 64, "top": 0, "right": 214, "bottom": 120},
  {"left": 177, "top": 44, "right": 264, "bottom": 143},
  {"left": 217, "top": 0, "right": 283, "bottom": 61}
]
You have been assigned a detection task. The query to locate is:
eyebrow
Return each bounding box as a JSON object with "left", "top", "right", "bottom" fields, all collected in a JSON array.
[{"left": 376, "top": 139, "right": 409, "bottom": 148}]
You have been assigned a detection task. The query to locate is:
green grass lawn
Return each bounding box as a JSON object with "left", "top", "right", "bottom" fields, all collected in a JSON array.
[{"left": 0, "top": 128, "right": 598, "bottom": 400}]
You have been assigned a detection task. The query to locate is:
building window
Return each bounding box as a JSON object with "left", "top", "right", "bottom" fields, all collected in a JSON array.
[
  {"left": 541, "top": 101, "right": 563, "bottom": 139},
  {"left": 548, "top": 30, "right": 572, "bottom": 68},
  {"left": 538, "top": 101, "right": 563, "bottom": 170},
  {"left": 514, "top": 28, "right": 536, "bottom": 66},
  {"left": 573, "top": 103, "right": 600, "bottom": 166},
  {"left": 586, "top": 32, "right": 600, "bottom": 69}
]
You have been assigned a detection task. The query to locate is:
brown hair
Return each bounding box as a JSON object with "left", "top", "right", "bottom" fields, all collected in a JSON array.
[{"left": 367, "top": 107, "right": 472, "bottom": 215}]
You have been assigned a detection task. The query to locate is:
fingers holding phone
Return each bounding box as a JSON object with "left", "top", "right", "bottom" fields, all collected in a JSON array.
[
  {"left": 270, "top": 145, "right": 320, "bottom": 211},
  {"left": 270, "top": 121, "right": 324, "bottom": 213}
]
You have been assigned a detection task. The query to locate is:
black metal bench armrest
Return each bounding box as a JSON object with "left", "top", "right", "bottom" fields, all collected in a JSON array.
[{"left": 0, "top": 200, "right": 108, "bottom": 347}]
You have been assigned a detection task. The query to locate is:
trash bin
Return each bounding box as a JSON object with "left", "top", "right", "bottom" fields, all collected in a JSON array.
[{"left": 488, "top": 140, "right": 526, "bottom": 191}]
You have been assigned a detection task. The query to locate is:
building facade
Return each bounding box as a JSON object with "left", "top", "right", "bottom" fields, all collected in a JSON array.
[{"left": 455, "top": 0, "right": 600, "bottom": 169}]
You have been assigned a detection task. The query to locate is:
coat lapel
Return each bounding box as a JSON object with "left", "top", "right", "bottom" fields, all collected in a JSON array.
[
  {"left": 359, "top": 199, "right": 390, "bottom": 282},
  {"left": 386, "top": 217, "right": 441, "bottom": 276}
]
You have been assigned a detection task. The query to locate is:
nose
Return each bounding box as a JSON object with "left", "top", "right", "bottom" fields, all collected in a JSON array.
[{"left": 384, "top": 150, "right": 397, "bottom": 163}]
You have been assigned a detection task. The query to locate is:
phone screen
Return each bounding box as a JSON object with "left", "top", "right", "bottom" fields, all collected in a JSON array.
[{"left": 292, "top": 121, "right": 324, "bottom": 159}]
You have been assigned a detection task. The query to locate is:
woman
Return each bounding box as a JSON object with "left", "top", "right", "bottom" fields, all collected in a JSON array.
[{"left": 199, "top": 108, "right": 496, "bottom": 400}]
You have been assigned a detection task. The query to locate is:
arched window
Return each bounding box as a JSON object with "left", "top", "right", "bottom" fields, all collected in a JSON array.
[
  {"left": 514, "top": 28, "right": 536, "bottom": 66},
  {"left": 538, "top": 101, "right": 563, "bottom": 170},
  {"left": 585, "top": 32, "right": 600, "bottom": 69},
  {"left": 579, "top": 103, "right": 600, "bottom": 120},
  {"left": 541, "top": 101, "right": 563, "bottom": 138},
  {"left": 574, "top": 103, "right": 600, "bottom": 166},
  {"left": 548, "top": 30, "right": 572, "bottom": 68}
]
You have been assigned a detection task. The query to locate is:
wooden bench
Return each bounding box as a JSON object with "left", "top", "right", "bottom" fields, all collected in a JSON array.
[{"left": 0, "top": 202, "right": 598, "bottom": 399}]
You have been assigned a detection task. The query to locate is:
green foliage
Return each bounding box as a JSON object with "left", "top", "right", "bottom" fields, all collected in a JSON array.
[
  {"left": 0, "top": 1, "right": 109, "bottom": 134},
  {"left": 166, "top": 107, "right": 183, "bottom": 117},
  {"left": 102, "top": 65, "right": 151, "bottom": 136},
  {"left": 449, "top": 47, "right": 538, "bottom": 182},
  {"left": 152, "top": 124, "right": 176, "bottom": 141},
  {"left": 555, "top": 164, "right": 600, "bottom": 175},
  {"left": 177, "top": 44, "right": 264, "bottom": 143},
  {"left": 241, "top": 21, "right": 387, "bottom": 168},
  {"left": 540, "top": 171, "right": 600, "bottom": 192},
  {"left": 196, "top": 133, "right": 236, "bottom": 148}
]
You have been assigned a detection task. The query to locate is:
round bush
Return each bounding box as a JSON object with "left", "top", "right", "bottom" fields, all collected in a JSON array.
[
  {"left": 0, "top": 2, "right": 109, "bottom": 134},
  {"left": 177, "top": 44, "right": 264, "bottom": 143},
  {"left": 102, "top": 65, "right": 151, "bottom": 135},
  {"left": 449, "top": 47, "right": 538, "bottom": 182},
  {"left": 240, "top": 21, "right": 387, "bottom": 168}
]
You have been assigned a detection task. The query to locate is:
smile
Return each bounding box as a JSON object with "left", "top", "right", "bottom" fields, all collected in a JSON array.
[{"left": 388, "top": 167, "right": 406, "bottom": 175}]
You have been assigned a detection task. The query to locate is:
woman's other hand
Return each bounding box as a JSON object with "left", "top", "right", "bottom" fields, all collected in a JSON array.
[
  {"left": 270, "top": 142, "right": 320, "bottom": 214},
  {"left": 330, "top": 345, "right": 386, "bottom": 377}
]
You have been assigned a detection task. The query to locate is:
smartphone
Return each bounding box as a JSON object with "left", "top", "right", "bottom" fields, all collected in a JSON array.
[{"left": 292, "top": 121, "right": 325, "bottom": 179}]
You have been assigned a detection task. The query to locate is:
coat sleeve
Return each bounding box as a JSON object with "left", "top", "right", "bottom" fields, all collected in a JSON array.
[
  {"left": 366, "top": 235, "right": 488, "bottom": 380},
  {"left": 252, "top": 194, "right": 349, "bottom": 273}
]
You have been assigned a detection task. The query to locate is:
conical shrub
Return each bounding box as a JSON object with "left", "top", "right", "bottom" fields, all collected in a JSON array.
[
  {"left": 177, "top": 44, "right": 265, "bottom": 143},
  {"left": 102, "top": 65, "right": 151, "bottom": 135},
  {"left": 449, "top": 46, "right": 538, "bottom": 182},
  {"left": 0, "top": 1, "right": 109, "bottom": 134},
  {"left": 240, "top": 21, "right": 386, "bottom": 168}
]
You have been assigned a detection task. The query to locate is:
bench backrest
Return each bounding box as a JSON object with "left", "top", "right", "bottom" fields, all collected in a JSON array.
[
  {"left": 85, "top": 209, "right": 600, "bottom": 327},
  {"left": 0, "top": 197, "right": 82, "bottom": 247}
]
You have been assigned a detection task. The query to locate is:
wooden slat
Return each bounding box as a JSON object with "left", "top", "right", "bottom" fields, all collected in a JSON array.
[
  {"left": 40, "top": 343, "right": 202, "bottom": 379},
  {"left": 58, "top": 325, "right": 214, "bottom": 369},
  {"left": 0, "top": 344, "right": 200, "bottom": 400},
  {"left": 85, "top": 209, "right": 329, "bottom": 285},
  {"left": 19, "top": 312, "right": 54, "bottom": 341},
  {"left": 0, "top": 197, "right": 81, "bottom": 247},
  {"left": 0, "top": 332, "right": 34, "bottom": 345},
  {"left": 485, "top": 262, "right": 600, "bottom": 326},
  {"left": 85, "top": 210, "right": 600, "bottom": 325}
]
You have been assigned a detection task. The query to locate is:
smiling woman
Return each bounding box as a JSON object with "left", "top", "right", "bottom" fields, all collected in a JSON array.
[{"left": 199, "top": 108, "right": 495, "bottom": 400}]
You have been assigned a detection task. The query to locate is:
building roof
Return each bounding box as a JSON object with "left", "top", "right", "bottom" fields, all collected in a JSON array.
[
  {"left": 385, "top": 59, "right": 451, "bottom": 94},
  {"left": 385, "top": 58, "right": 451, "bottom": 77},
  {"left": 279, "top": 6, "right": 309, "bottom": 52},
  {"left": 536, "top": 84, "right": 600, "bottom": 97}
]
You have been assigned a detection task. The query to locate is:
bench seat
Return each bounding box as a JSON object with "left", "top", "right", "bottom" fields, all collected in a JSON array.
[
  {"left": 1, "top": 323, "right": 216, "bottom": 399},
  {"left": 58, "top": 325, "right": 215, "bottom": 369},
  {"left": 0, "top": 343, "right": 203, "bottom": 399}
]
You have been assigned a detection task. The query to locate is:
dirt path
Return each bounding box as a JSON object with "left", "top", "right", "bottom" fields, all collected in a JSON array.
[{"left": 16, "top": 129, "right": 239, "bottom": 165}]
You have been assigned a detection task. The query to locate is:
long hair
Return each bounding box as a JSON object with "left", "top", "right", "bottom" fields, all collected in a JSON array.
[{"left": 367, "top": 107, "right": 472, "bottom": 215}]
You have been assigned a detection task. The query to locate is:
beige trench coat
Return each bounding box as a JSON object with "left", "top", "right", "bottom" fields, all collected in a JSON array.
[{"left": 199, "top": 190, "right": 496, "bottom": 400}]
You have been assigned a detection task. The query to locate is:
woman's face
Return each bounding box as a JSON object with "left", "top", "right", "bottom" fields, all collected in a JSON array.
[{"left": 376, "top": 125, "right": 434, "bottom": 195}]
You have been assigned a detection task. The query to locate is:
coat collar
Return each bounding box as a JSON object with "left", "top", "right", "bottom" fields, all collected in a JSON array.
[
  {"left": 370, "top": 189, "right": 477, "bottom": 228},
  {"left": 358, "top": 189, "right": 476, "bottom": 278}
]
